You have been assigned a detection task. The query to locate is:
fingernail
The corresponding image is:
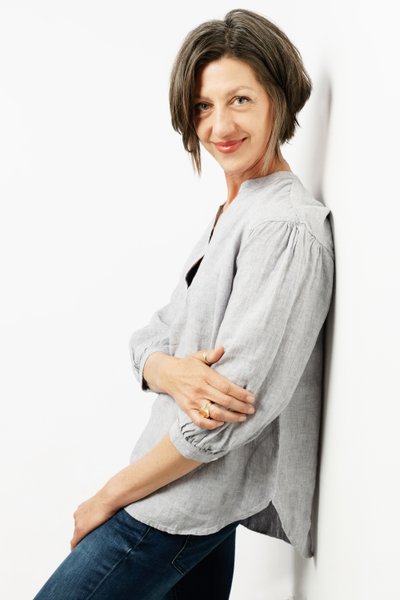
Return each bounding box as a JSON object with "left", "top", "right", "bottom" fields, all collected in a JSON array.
[
  {"left": 239, "top": 416, "right": 247, "bottom": 421},
  {"left": 247, "top": 395, "right": 256, "bottom": 402}
]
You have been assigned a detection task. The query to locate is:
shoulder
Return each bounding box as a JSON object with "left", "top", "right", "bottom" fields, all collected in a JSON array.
[{"left": 245, "top": 174, "right": 334, "bottom": 259}]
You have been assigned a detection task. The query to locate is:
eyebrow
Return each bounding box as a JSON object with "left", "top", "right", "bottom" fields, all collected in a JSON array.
[{"left": 193, "top": 85, "right": 255, "bottom": 100}]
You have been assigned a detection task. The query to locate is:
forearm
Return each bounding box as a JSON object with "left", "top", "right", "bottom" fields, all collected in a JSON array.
[
  {"left": 142, "top": 351, "right": 176, "bottom": 394},
  {"left": 96, "top": 432, "right": 203, "bottom": 511}
]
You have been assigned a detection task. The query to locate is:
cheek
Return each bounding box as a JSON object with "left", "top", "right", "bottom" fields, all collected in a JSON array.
[
  {"left": 250, "top": 118, "right": 271, "bottom": 149},
  {"left": 259, "top": 108, "right": 274, "bottom": 135},
  {"left": 240, "top": 111, "right": 268, "bottom": 139},
  {"left": 194, "top": 121, "right": 205, "bottom": 141},
  {"left": 195, "top": 127, "right": 211, "bottom": 151}
]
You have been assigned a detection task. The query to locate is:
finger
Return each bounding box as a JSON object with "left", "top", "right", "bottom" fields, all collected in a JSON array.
[
  {"left": 70, "top": 529, "right": 80, "bottom": 550},
  {"left": 203, "top": 381, "right": 256, "bottom": 414},
  {"left": 194, "top": 393, "right": 249, "bottom": 423},
  {"left": 207, "top": 402, "right": 250, "bottom": 423},
  {"left": 206, "top": 372, "right": 256, "bottom": 404},
  {"left": 189, "top": 409, "right": 225, "bottom": 430},
  {"left": 193, "top": 346, "right": 224, "bottom": 365},
  {"left": 71, "top": 535, "right": 80, "bottom": 549}
]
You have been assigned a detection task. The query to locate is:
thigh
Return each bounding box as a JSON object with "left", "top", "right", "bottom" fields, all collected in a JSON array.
[
  {"left": 33, "top": 508, "right": 185, "bottom": 600},
  {"left": 33, "top": 508, "right": 240, "bottom": 600},
  {"left": 163, "top": 527, "right": 237, "bottom": 600}
]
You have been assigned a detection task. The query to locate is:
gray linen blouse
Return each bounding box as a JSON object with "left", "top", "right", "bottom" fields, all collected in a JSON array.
[{"left": 125, "top": 171, "right": 335, "bottom": 558}]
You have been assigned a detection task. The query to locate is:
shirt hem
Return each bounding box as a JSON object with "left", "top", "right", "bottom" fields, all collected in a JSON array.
[{"left": 123, "top": 497, "right": 282, "bottom": 537}]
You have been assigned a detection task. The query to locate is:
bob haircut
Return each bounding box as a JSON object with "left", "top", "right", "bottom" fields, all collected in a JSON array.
[{"left": 169, "top": 8, "right": 312, "bottom": 176}]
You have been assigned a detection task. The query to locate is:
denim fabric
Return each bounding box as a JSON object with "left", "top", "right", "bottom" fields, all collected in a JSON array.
[
  {"left": 33, "top": 508, "right": 240, "bottom": 599},
  {"left": 127, "top": 171, "right": 335, "bottom": 559}
]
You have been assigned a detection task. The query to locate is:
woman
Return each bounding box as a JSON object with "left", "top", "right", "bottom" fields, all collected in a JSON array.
[{"left": 34, "top": 8, "right": 334, "bottom": 599}]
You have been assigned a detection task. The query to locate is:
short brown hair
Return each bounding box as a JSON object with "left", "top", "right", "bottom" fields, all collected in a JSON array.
[{"left": 169, "top": 8, "right": 312, "bottom": 176}]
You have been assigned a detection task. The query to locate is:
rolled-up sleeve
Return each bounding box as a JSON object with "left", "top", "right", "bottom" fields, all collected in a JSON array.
[
  {"left": 129, "top": 277, "right": 185, "bottom": 391},
  {"left": 168, "top": 219, "right": 335, "bottom": 462}
]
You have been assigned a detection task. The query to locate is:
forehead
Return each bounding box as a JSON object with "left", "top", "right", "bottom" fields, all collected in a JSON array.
[
  {"left": 194, "top": 57, "right": 259, "bottom": 96},
  {"left": 193, "top": 84, "right": 256, "bottom": 100}
]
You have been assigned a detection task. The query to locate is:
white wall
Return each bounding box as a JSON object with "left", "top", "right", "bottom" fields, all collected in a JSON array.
[{"left": 1, "top": 2, "right": 399, "bottom": 599}]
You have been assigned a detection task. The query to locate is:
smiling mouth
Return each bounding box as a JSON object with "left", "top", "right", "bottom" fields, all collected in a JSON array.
[{"left": 214, "top": 138, "right": 247, "bottom": 153}]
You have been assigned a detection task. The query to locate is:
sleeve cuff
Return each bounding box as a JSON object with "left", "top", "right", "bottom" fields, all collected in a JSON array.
[
  {"left": 136, "top": 344, "right": 170, "bottom": 392},
  {"left": 168, "top": 419, "right": 224, "bottom": 463}
]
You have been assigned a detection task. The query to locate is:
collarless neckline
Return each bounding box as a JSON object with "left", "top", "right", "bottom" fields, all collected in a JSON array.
[
  {"left": 237, "top": 170, "right": 297, "bottom": 194},
  {"left": 215, "top": 171, "right": 297, "bottom": 219}
]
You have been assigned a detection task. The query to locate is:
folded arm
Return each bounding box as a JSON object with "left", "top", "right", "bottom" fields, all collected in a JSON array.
[
  {"left": 101, "top": 219, "right": 334, "bottom": 510},
  {"left": 128, "top": 276, "right": 185, "bottom": 391},
  {"left": 168, "top": 219, "right": 335, "bottom": 463},
  {"left": 128, "top": 227, "right": 213, "bottom": 392}
]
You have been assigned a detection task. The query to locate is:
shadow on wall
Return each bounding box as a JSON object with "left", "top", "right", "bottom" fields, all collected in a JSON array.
[
  {"left": 293, "top": 69, "right": 335, "bottom": 598},
  {"left": 308, "top": 67, "right": 333, "bottom": 200}
]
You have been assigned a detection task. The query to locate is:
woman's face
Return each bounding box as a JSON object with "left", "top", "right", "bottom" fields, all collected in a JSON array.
[{"left": 193, "top": 56, "right": 275, "bottom": 180}]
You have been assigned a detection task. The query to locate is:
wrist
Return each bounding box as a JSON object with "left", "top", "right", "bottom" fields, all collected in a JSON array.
[
  {"left": 144, "top": 352, "right": 177, "bottom": 395},
  {"left": 143, "top": 352, "right": 168, "bottom": 393},
  {"left": 94, "top": 487, "right": 122, "bottom": 513},
  {"left": 156, "top": 354, "right": 178, "bottom": 396}
]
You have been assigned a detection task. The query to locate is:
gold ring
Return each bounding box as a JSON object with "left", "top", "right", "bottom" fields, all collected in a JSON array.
[{"left": 199, "top": 400, "right": 213, "bottom": 419}]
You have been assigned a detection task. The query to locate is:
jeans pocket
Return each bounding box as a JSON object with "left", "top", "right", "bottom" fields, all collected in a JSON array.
[
  {"left": 170, "top": 520, "right": 240, "bottom": 576},
  {"left": 171, "top": 535, "right": 192, "bottom": 575}
]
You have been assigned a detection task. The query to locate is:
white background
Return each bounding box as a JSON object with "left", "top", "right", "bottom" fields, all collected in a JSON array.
[{"left": 1, "top": 2, "right": 399, "bottom": 599}]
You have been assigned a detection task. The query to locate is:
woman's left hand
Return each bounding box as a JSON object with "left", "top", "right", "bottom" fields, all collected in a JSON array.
[{"left": 70, "top": 494, "right": 117, "bottom": 551}]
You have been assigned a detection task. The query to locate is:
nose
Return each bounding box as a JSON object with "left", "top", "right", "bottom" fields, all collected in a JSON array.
[{"left": 211, "top": 105, "right": 238, "bottom": 140}]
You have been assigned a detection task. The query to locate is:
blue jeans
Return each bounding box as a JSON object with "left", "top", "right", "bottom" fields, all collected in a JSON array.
[{"left": 33, "top": 507, "right": 240, "bottom": 599}]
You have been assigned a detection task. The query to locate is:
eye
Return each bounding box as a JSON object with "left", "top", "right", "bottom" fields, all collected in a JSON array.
[
  {"left": 234, "top": 96, "right": 250, "bottom": 105},
  {"left": 193, "top": 102, "right": 210, "bottom": 113},
  {"left": 193, "top": 96, "right": 250, "bottom": 115}
]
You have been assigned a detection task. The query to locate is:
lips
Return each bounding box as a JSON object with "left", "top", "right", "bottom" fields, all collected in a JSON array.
[{"left": 214, "top": 138, "right": 246, "bottom": 153}]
